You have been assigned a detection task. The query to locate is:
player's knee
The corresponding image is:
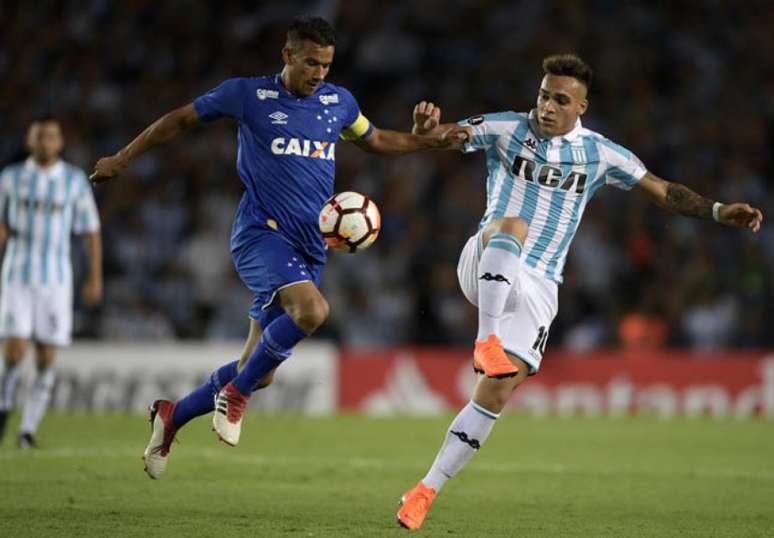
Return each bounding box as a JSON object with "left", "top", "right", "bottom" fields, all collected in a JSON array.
[
  {"left": 483, "top": 217, "right": 529, "bottom": 247},
  {"left": 34, "top": 345, "right": 56, "bottom": 367},
  {"left": 288, "top": 295, "right": 329, "bottom": 333},
  {"left": 499, "top": 217, "right": 528, "bottom": 244},
  {"left": 4, "top": 340, "right": 27, "bottom": 363}
]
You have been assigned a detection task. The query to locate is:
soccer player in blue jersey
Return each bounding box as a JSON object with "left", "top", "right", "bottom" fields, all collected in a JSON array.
[
  {"left": 395, "top": 54, "right": 764, "bottom": 530},
  {"left": 90, "top": 16, "right": 460, "bottom": 479}
]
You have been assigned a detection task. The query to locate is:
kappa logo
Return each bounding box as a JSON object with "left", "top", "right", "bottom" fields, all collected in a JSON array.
[
  {"left": 451, "top": 430, "right": 481, "bottom": 450},
  {"left": 271, "top": 137, "right": 336, "bottom": 160},
  {"left": 256, "top": 89, "right": 279, "bottom": 100},
  {"left": 524, "top": 138, "right": 538, "bottom": 151},
  {"left": 479, "top": 272, "right": 511, "bottom": 284},
  {"left": 319, "top": 93, "right": 339, "bottom": 105},
  {"left": 269, "top": 111, "right": 288, "bottom": 124}
]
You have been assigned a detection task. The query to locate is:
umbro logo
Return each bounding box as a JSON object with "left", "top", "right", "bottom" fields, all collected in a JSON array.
[
  {"left": 451, "top": 430, "right": 481, "bottom": 450},
  {"left": 524, "top": 138, "right": 538, "bottom": 150},
  {"left": 269, "top": 111, "right": 288, "bottom": 124},
  {"left": 479, "top": 272, "right": 510, "bottom": 284}
]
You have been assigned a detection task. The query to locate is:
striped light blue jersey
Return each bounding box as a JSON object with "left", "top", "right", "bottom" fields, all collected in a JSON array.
[
  {"left": 461, "top": 109, "right": 647, "bottom": 283},
  {"left": 0, "top": 158, "right": 100, "bottom": 287}
]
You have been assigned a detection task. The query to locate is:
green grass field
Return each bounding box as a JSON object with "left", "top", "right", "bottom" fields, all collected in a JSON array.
[{"left": 1, "top": 413, "right": 773, "bottom": 537}]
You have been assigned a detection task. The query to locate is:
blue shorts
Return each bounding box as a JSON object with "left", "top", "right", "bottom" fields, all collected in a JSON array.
[{"left": 232, "top": 226, "right": 323, "bottom": 330}]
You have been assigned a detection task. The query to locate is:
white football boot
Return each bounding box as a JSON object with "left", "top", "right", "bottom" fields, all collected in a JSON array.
[
  {"left": 212, "top": 381, "right": 249, "bottom": 446},
  {"left": 143, "top": 400, "right": 178, "bottom": 479}
]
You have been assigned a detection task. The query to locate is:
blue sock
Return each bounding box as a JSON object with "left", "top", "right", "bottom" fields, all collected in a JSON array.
[
  {"left": 232, "top": 315, "right": 308, "bottom": 396},
  {"left": 172, "top": 360, "right": 238, "bottom": 428}
]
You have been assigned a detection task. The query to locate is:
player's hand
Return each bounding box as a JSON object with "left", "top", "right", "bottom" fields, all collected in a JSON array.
[
  {"left": 718, "top": 203, "right": 764, "bottom": 232},
  {"left": 412, "top": 101, "right": 441, "bottom": 135},
  {"left": 438, "top": 126, "right": 471, "bottom": 150},
  {"left": 81, "top": 277, "right": 103, "bottom": 307},
  {"left": 90, "top": 154, "right": 127, "bottom": 184}
]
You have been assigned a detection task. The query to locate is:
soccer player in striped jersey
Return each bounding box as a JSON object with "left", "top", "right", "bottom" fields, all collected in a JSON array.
[
  {"left": 0, "top": 117, "right": 102, "bottom": 449},
  {"left": 396, "top": 53, "right": 764, "bottom": 530},
  {"left": 90, "top": 17, "right": 463, "bottom": 479}
]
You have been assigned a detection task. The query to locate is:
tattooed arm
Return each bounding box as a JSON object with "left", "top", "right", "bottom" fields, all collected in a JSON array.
[{"left": 634, "top": 172, "right": 763, "bottom": 232}]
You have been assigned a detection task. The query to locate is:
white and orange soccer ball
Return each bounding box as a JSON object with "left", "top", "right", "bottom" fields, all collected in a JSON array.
[{"left": 318, "top": 191, "right": 381, "bottom": 253}]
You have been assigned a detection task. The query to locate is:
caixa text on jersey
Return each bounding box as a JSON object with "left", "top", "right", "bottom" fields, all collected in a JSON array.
[{"left": 270, "top": 138, "right": 336, "bottom": 160}]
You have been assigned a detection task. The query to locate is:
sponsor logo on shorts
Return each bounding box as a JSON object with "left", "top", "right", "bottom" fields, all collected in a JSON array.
[{"left": 468, "top": 115, "right": 484, "bottom": 125}]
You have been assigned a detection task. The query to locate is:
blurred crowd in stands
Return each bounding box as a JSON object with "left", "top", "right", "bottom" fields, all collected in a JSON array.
[{"left": 1, "top": 0, "right": 772, "bottom": 350}]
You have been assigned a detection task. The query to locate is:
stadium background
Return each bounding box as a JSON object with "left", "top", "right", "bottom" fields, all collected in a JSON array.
[
  {"left": 2, "top": 0, "right": 772, "bottom": 351},
  {"left": 2, "top": 3, "right": 774, "bottom": 537}
]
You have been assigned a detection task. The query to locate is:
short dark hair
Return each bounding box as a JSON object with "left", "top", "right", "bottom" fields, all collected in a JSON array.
[
  {"left": 32, "top": 114, "right": 59, "bottom": 125},
  {"left": 542, "top": 54, "right": 593, "bottom": 90},
  {"left": 286, "top": 16, "right": 336, "bottom": 50}
]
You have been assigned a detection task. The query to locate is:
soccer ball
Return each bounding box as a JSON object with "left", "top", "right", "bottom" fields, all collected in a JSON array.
[{"left": 318, "top": 191, "right": 381, "bottom": 253}]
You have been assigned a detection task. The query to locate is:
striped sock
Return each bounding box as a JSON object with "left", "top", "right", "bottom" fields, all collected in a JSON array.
[
  {"left": 422, "top": 401, "right": 499, "bottom": 492},
  {"left": 477, "top": 232, "right": 522, "bottom": 341}
]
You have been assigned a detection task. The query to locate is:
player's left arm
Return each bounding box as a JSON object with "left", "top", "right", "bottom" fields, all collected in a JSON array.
[
  {"left": 81, "top": 231, "right": 103, "bottom": 307},
  {"left": 353, "top": 126, "right": 464, "bottom": 155},
  {"left": 634, "top": 172, "right": 763, "bottom": 232},
  {"left": 342, "top": 99, "right": 466, "bottom": 155},
  {"left": 74, "top": 171, "right": 103, "bottom": 306}
]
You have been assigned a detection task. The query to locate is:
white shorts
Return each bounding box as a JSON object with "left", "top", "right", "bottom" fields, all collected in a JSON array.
[
  {"left": 0, "top": 284, "right": 73, "bottom": 346},
  {"left": 457, "top": 231, "right": 558, "bottom": 374}
]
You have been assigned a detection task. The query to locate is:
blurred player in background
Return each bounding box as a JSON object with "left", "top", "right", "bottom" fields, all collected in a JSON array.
[
  {"left": 396, "top": 53, "right": 764, "bottom": 530},
  {"left": 0, "top": 117, "right": 102, "bottom": 448},
  {"left": 90, "top": 16, "right": 462, "bottom": 479}
]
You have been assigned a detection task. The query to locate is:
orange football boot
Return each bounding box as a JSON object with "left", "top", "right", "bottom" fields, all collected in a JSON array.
[
  {"left": 397, "top": 482, "right": 437, "bottom": 530},
  {"left": 473, "top": 335, "right": 519, "bottom": 378}
]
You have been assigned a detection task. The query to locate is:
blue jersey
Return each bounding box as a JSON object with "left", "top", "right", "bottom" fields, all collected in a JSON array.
[{"left": 194, "top": 75, "right": 373, "bottom": 263}]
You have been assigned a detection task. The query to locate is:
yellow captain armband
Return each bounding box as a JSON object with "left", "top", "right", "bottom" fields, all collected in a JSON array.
[{"left": 339, "top": 113, "right": 372, "bottom": 141}]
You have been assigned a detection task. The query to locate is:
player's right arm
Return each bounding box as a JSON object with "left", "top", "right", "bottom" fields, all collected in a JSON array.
[
  {"left": 91, "top": 77, "right": 248, "bottom": 184},
  {"left": 90, "top": 103, "right": 201, "bottom": 183}
]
